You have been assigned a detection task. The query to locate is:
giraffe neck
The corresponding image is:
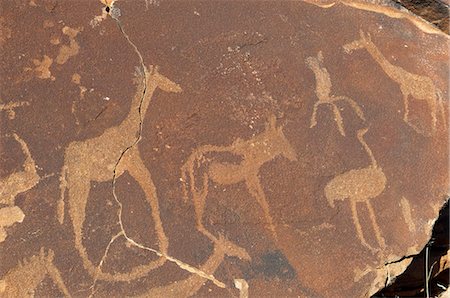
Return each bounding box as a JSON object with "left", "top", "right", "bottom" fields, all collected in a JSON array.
[
  {"left": 120, "top": 76, "right": 150, "bottom": 132},
  {"left": 364, "top": 41, "right": 402, "bottom": 82}
]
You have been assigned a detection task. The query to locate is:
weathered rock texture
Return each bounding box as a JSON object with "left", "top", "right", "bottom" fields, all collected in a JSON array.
[{"left": 0, "top": 0, "right": 448, "bottom": 297}]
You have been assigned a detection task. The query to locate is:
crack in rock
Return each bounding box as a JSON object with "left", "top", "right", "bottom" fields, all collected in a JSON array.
[{"left": 88, "top": 4, "right": 227, "bottom": 293}]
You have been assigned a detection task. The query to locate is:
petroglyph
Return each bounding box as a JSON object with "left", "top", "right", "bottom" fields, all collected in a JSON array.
[
  {"left": 137, "top": 235, "right": 251, "bottom": 297},
  {"left": 235, "top": 278, "right": 249, "bottom": 298},
  {"left": 325, "top": 128, "right": 386, "bottom": 251},
  {"left": 0, "top": 100, "right": 29, "bottom": 119},
  {"left": 24, "top": 55, "right": 55, "bottom": 81},
  {"left": 181, "top": 114, "right": 297, "bottom": 241},
  {"left": 343, "top": 30, "right": 447, "bottom": 135},
  {"left": 56, "top": 26, "right": 82, "bottom": 65},
  {"left": 60, "top": 65, "right": 182, "bottom": 281},
  {"left": 0, "top": 206, "right": 25, "bottom": 243},
  {"left": 0, "top": 133, "right": 39, "bottom": 206},
  {"left": 400, "top": 197, "right": 416, "bottom": 232},
  {"left": 306, "top": 51, "right": 366, "bottom": 136},
  {"left": 0, "top": 248, "right": 71, "bottom": 297}
]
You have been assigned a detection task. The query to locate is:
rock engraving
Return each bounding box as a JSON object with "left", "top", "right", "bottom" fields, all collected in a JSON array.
[
  {"left": 181, "top": 114, "right": 297, "bottom": 241},
  {"left": 306, "top": 51, "right": 366, "bottom": 136},
  {"left": 325, "top": 128, "right": 386, "bottom": 251},
  {"left": 60, "top": 66, "right": 182, "bottom": 281},
  {"left": 0, "top": 248, "right": 71, "bottom": 297},
  {"left": 343, "top": 30, "right": 446, "bottom": 135}
]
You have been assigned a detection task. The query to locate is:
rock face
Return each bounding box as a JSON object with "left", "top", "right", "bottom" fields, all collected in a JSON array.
[{"left": 0, "top": 0, "right": 448, "bottom": 297}]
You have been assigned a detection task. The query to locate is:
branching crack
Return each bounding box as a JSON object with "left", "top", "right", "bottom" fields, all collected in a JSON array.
[{"left": 87, "top": 5, "right": 227, "bottom": 295}]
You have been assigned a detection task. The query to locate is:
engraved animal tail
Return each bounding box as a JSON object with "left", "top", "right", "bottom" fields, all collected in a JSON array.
[
  {"left": 58, "top": 165, "right": 68, "bottom": 224},
  {"left": 181, "top": 144, "right": 225, "bottom": 203},
  {"left": 436, "top": 89, "right": 447, "bottom": 129}
]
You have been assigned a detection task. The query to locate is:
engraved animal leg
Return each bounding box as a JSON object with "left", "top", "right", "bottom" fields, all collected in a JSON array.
[
  {"left": 365, "top": 201, "right": 385, "bottom": 248},
  {"left": 246, "top": 175, "right": 277, "bottom": 240},
  {"left": 436, "top": 89, "right": 447, "bottom": 128},
  {"left": 122, "top": 150, "right": 169, "bottom": 253},
  {"left": 429, "top": 94, "right": 438, "bottom": 132},
  {"left": 350, "top": 200, "right": 375, "bottom": 252},
  {"left": 332, "top": 104, "right": 346, "bottom": 136},
  {"left": 402, "top": 93, "right": 410, "bottom": 123},
  {"left": 67, "top": 173, "right": 98, "bottom": 276},
  {"left": 45, "top": 254, "right": 72, "bottom": 298},
  {"left": 121, "top": 149, "right": 169, "bottom": 254},
  {"left": 310, "top": 101, "right": 321, "bottom": 128},
  {"left": 336, "top": 95, "right": 366, "bottom": 121},
  {"left": 194, "top": 173, "right": 218, "bottom": 242}
]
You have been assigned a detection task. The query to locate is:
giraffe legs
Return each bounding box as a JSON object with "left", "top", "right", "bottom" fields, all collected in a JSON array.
[
  {"left": 336, "top": 95, "right": 366, "bottom": 121},
  {"left": 365, "top": 201, "right": 385, "bottom": 249},
  {"left": 45, "top": 259, "right": 72, "bottom": 298},
  {"left": 121, "top": 148, "right": 169, "bottom": 254},
  {"left": 67, "top": 172, "right": 99, "bottom": 277},
  {"left": 332, "top": 104, "right": 346, "bottom": 136},
  {"left": 350, "top": 200, "right": 375, "bottom": 252},
  {"left": 309, "top": 101, "right": 321, "bottom": 128},
  {"left": 403, "top": 93, "right": 410, "bottom": 123},
  {"left": 246, "top": 174, "right": 277, "bottom": 241}
]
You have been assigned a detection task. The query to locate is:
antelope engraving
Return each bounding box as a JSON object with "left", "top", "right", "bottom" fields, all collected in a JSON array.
[
  {"left": 181, "top": 114, "right": 297, "bottom": 241},
  {"left": 325, "top": 128, "right": 386, "bottom": 251},
  {"left": 138, "top": 235, "right": 251, "bottom": 297},
  {"left": 59, "top": 65, "right": 182, "bottom": 281},
  {"left": 306, "top": 51, "right": 366, "bottom": 137},
  {"left": 343, "top": 30, "right": 447, "bottom": 135},
  {"left": 0, "top": 248, "right": 71, "bottom": 297}
]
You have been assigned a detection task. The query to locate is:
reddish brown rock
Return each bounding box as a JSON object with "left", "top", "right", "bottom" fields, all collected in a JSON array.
[{"left": 0, "top": 0, "right": 448, "bottom": 297}]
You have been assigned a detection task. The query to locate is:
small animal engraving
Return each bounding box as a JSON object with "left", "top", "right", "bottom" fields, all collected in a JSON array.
[
  {"left": 306, "top": 51, "right": 366, "bottom": 136},
  {"left": 325, "top": 128, "right": 386, "bottom": 251}
]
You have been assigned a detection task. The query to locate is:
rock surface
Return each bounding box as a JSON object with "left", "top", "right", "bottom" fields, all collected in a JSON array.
[{"left": 0, "top": 0, "right": 448, "bottom": 297}]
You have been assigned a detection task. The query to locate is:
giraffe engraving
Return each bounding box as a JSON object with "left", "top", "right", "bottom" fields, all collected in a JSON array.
[
  {"left": 137, "top": 235, "right": 250, "bottom": 297},
  {"left": 59, "top": 65, "right": 182, "bottom": 282},
  {"left": 343, "top": 30, "right": 447, "bottom": 135},
  {"left": 0, "top": 248, "right": 71, "bottom": 297},
  {"left": 306, "top": 51, "right": 366, "bottom": 137},
  {"left": 181, "top": 114, "right": 297, "bottom": 242},
  {"left": 325, "top": 128, "right": 386, "bottom": 252}
]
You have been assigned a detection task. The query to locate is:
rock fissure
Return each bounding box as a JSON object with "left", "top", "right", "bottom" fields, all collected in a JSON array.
[{"left": 91, "top": 4, "right": 227, "bottom": 291}]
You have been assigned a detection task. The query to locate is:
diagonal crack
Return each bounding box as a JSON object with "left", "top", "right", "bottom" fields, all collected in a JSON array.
[{"left": 87, "top": 3, "right": 227, "bottom": 294}]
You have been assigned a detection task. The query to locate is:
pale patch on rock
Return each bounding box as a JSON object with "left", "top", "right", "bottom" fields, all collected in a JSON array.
[
  {"left": 0, "top": 17, "right": 12, "bottom": 46},
  {"left": 56, "top": 26, "right": 82, "bottom": 65},
  {"left": 0, "top": 206, "right": 25, "bottom": 243},
  {"left": 71, "top": 73, "right": 81, "bottom": 85}
]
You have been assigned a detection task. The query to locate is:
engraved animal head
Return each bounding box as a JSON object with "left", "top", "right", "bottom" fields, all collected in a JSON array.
[
  {"left": 265, "top": 114, "right": 297, "bottom": 162},
  {"left": 343, "top": 30, "right": 372, "bottom": 54},
  {"left": 216, "top": 234, "right": 251, "bottom": 261},
  {"left": 148, "top": 65, "right": 183, "bottom": 93},
  {"left": 305, "top": 51, "right": 324, "bottom": 69}
]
